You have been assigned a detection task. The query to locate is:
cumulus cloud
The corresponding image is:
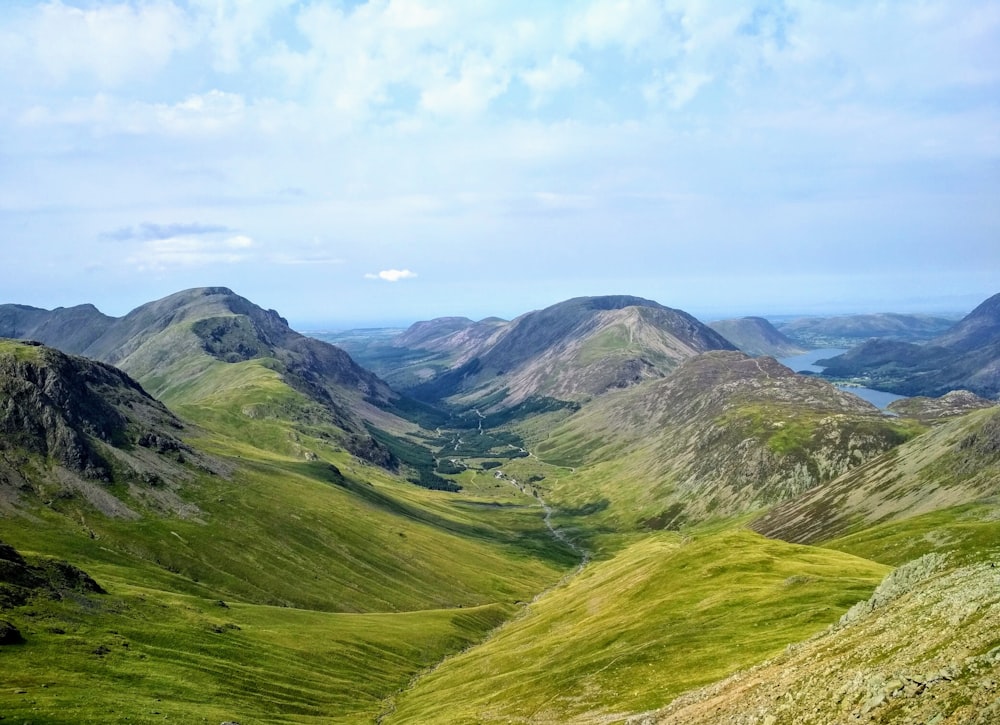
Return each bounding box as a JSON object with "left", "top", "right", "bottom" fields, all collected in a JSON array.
[
  {"left": 9, "top": 1, "right": 191, "bottom": 87},
  {"left": 365, "top": 269, "right": 418, "bottom": 282}
]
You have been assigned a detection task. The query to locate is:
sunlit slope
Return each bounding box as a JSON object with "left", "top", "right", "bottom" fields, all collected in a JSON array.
[
  {"left": 638, "top": 553, "right": 1000, "bottom": 725},
  {"left": 0, "top": 547, "right": 514, "bottom": 724},
  {"left": 752, "top": 405, "right": 1000, "bottom": 545},
  {"left": 385, "top": 528, "right": 888, "bottom": 724},
  {"left": 0, "top": 339, "right": 576, "bottom": 722},
  {"left": 526, "top": 352, "right": 919, "bottom": 530}
]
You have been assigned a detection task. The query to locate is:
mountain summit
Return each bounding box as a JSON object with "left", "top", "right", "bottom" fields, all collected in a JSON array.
[{"left": 408, "top": 295, "right": 735, "bottom": 408}]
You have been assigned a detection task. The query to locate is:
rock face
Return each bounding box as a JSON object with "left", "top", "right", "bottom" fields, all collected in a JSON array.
[
  {"left": 628, "top": 555, "right": 1000, "bottom": 725},
  {"left": 0, "top": 339, "right": 209, "bottom": 517},
  {"left": 0, "top": 340, "right": 185, "bottom": 480},
  {"left": 0, "top": 539, "right": 105, "bottom": 609},
  {"left": 709, "top": 317, "right": 806, "bottom": 357},
  {"left": 819, "top": 292, "right": 1000, "bottom": 399},
  {"left": 409, "top": 296, "right": 736, "bottom": 408}
]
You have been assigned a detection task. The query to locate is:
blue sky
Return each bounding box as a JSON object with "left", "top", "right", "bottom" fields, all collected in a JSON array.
[{"left": 1, "top": 1, "right": 998, "bottom": 328}]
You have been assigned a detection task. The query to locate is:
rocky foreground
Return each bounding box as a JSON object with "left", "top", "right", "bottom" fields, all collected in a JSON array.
[{"left": 628, "top": 553, "right": 1000, "bottom": 724}]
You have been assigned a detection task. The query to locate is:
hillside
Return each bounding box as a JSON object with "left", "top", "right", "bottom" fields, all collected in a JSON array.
[
  {"left": 818, "top": 292, "right": 1000, "bottom": 399},
  {"left": 709, "top": 316, "right": 806, "bottom": 357},
  {"left": 0, "top": 339, "right": 207, "bottom": 518},
  {"left": 751, "top": 404, "right": 1000, "bottom": 545},
  {"left": 527, "top": 351, "right": 917, "bottom": 530},
  {"left": 409, "top": 296, "right": 736, "bottom": 409},
  {"left": 632, "top": 553, "right": 1000, "bottom": 725},
  {"left": 0, "top": 335, "right": 575, "bottom": 722},
  {"left": 0, "top": 288, "right": 415, "bottom": 466}
]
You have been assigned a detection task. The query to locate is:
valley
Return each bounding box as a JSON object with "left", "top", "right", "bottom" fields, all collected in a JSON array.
[{"left": 2, "top": 289, "right": 999, "bottom": 723}]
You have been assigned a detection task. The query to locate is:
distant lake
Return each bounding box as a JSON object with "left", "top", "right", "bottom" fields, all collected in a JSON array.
[
  {"left": 777, "top": 348, "right": 905, "bottom": 410},
  {"left": 777, "top": 348, "right": 848, "bottom": 373}
]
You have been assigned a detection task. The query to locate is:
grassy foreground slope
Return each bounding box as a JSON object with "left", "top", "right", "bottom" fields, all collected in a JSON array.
[{"left": 386, "top": 528, "right": 888, "bottom": 724}]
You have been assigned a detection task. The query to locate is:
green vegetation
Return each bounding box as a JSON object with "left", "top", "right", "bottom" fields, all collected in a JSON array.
[
  {"left": 387, "top": 528, "right": 889, "bottom": 723},
  {"left": 823, "top": 501, "right": 1000, "bottom": 567},
  {"left": 0, "top": 572, "right": 513, "bottom": 724}
]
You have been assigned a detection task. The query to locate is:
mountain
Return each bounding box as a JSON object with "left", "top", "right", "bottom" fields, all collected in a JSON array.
[
  {"left": 0, "top": 303, "right": 114, "bottom": 354},
  {"left": 775, "top": 312, "right": 956, "bottom": 348},
  {"left": 818, "top": 292, "right": 1000, "bottom": 399},
  {"left": 751, "top": 404, "right": 1000, "bottom": 545},
  {"left": 529, "top": 351, "right": 917, "bottom": 527},
  {"left": 0, "top": 287, "right": 406, "bottom": 464},
  {"left": 0, "top": 339, "right": 208, "bottom": 518},
  {"left": 409, "top": 295, "right": 736, "bottom": 408},
  {"left": 709, "top": 316, "right": 807, "bottom": 357}
]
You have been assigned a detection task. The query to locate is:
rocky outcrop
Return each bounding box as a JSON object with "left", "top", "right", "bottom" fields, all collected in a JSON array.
[
  {"left": 630, "top": 554, "right": 1000, "bottom": 724},
  {"left": 887, "top": 390, "right": 996, "bottom": 422}
]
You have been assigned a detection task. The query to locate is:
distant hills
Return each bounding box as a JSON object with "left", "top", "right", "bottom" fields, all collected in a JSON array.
[
  {"left": 392, "top": 295, "right": 736, "bottom": 409},
  {"left": 817, "top": 292, "right": 1000, "bottom": 399},
  {"left": 708, "top": 316, "right": 806, "bottom": 357},
  {"left": 774, "top": 312, "right": 956, "bottom": 348}
]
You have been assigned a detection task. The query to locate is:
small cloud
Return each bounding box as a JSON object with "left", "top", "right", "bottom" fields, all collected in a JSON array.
[{"left": 365, "top": 269, "right": 418, "bottom": 282}]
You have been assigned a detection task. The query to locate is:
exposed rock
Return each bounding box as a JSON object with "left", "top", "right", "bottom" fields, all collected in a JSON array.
[
  {"left": 0, "top": 619, "right": 25, "bottom": 645},
  {"left": 628, "top": 558, "right": 1000, "bottom": 724}
]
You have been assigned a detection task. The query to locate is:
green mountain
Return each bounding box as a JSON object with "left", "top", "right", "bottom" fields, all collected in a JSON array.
[
  {"left": 751, "top": 404, "right": 1000, "bottom": 545},
  {"left": 818, "top": 292, "right": 1000, "bottom": 398},
  {"left": 527, "top": 351, "right": 917, "bottom": 530},
  {"left": 709, "top": 316, "right": 807, "bottom": 357}
]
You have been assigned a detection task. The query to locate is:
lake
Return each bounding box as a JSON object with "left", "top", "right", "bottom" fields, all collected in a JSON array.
[{"left": 777, "top": 348, "right": 906, "bottom": 410}]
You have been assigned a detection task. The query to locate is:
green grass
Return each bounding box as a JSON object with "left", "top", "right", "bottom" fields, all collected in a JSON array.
[
  {"left": 1, "top": 344, "right": 583, "bottom": 722},
  {"left": 386, "top": 528, "right": 889, "bottom": 723},
  {"left": 822, "top": 501, "right": 1000, "bottom": 567},
  {"left": 0, "top": 584, "right": 512, "bottom": 724}
]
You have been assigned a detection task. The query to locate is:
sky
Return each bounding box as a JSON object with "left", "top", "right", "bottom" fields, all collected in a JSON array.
[{"left": 1, "top": 1, "right": 998, "bottom": 328}]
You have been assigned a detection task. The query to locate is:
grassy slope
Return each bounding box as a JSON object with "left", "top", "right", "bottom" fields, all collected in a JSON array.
[
  {"left": 1, "top": 345, "right": 577, "bottom": 721},
  {"left": 1, "top": 584, "right": 512, "bottom": 724},
  {"left": 386, "top": 528, "right": 889, "bottom": 724}
]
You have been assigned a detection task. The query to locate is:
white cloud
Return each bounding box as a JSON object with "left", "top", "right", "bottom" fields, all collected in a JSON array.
[
  {"left": 365, "top": 269, "right": 418, "bottom": 282},
  {"left": 521, "top": 56, "right": 584, "bottom": 104},
  {"left": 127, "top": 234, "right": 257, "bottom": 271},
  {"left": 16, "top": 0, "right": 192, "bottom": 87}
]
